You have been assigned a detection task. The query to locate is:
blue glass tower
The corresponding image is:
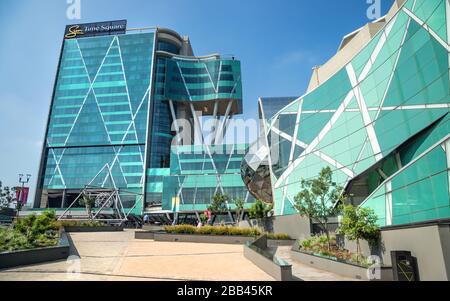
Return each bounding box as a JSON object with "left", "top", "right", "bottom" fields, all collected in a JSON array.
[{"left": 34, "top": 21, "right": 249, "bottom": 217}]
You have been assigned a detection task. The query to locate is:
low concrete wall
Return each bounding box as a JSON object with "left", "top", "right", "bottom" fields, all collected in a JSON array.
[
  {"left": 135, "top": 231, "right": 156, "bottom": 240},
  {"left": 0, "top": 230, "right": 71, "bottom": 270},
  {"left": 341, "top": 222, "right": 450, "bottom": 281},
  {"left": 290, "top": 249, "right": 393, "bottom": 281},
  {"left": 64, "top": 226, "right": 124, "bottom": 233},
  {"left": 140, "top": 232, "right": 296, "bottom": 246},
  {"left": 379, "top": 224, "right": 450, "bottom": 281},
  {"left": 273, "top": 214, "right": 311, "bottom": 240},
  {"left": 155, "top": 233, "right": 254, "bottom": 245},
  {"left": 244, "top": 236, "right": 292, "bottom": 281}
]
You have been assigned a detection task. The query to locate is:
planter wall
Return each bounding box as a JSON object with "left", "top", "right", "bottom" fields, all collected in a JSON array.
[
  {"left": 154, "top": 233, "right": 255, "bottom": 245},
  {"left": 0, "top": 230, "right": 71, "bottom": 270},
  {"left": 135, "top": 231, "right": 155, "bottom": 240},
  {"left": 244, "top": 236, "right": 292, "bottom": 281},
  {"left": 379, "top": 223, "right": 450, "bottom": 281},
  {"left": 340, "top": 222, "right": 450, "bottom": 281},
  {"left": 136, "top": 231, "right": 296, "bottom": 246},
  {"left": 290, "top": 248, "right": 393, "bottom": 281},
  {"left": 64, "top": 226, "right": 124, "bottom": 233}
]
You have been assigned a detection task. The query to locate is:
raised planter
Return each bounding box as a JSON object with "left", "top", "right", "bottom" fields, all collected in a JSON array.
[
  {"left": 0, "top": 229, "right": 71, "bottom": 270},
  {"left": 64, "top": 226, "right": 124, "bottom": 233},
  {"left": 244, "top": 235, "right": 292, "bottom": 281},
  {"left": 290, "top": 247, "right": 393, "bottom": 281},
  {"left": 135, "top": 231, "right": 296, "bottom": 246},
  {"left": 155, "top": 232, "right": 255, "bottom": 245}
]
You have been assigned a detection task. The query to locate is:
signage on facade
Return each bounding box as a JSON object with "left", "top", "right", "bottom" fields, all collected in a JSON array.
[{"left": 64, "top": 20, "right": 127, "bottom": 39}]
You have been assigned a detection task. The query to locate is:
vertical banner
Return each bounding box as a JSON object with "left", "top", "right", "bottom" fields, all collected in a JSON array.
[{"left": 15, "top": 187, "right": 30, "bottom": 205}]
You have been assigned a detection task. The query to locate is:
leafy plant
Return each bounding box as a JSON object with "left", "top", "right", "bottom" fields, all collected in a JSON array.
[
  {"left": 199, "top": 214, "right": 209, "bottom": 224},
  {"left": 337, "top": 204, "right": 380, "bottom": 263},
  {"left": 0, "top": 181, "right": 16, "bottom": 209},
  {"left": 0, "top": 211, "right": 59, "bottom": 253},
  {"left": 208, "top": 193, "right": 230, "bottom": 215},
  {"left": 59, "top": 220, "right": 108, "bottom": 228},
  {"left": 294, "top": 167, "right": 345, "bottom": 251},
  {"left": 266, "top": 233, "right": 292, "bottom": 240},
  {"left": 163, "top": 225, "right": 290, "bottom": 240},
  {"left": 248, "top": 199, "right": 273, "bottom": 220},
  {"left": 165, "top": 225, "right": 197, "bottom": 234},
  {"left": 78, "top": 193, "right": 96, "bottom": 219}
]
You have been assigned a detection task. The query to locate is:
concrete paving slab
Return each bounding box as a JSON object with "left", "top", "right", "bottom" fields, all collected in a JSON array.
[{"left": 0, "top": 230, "right": 273, "bottom": 281}]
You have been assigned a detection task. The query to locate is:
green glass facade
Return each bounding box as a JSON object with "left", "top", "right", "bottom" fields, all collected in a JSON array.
[
  {"left": 36, "top": 32, "right": 155, "bottom": 214},
  {"left": 145, "top": 54, "right": 243, "bottom": 208},
  {"left": 35, "top": 24, "right": 246, "bottom": 216},
  {"left": 243, "top": 0, "right": 450, "bottom": 227},
  {"left": 162, "top": 144, "right": 254, "bottom": 212}
]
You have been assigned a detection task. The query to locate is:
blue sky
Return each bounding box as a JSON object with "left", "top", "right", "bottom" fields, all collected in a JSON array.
[{"left": 0, "top": 0, "right": 394, "bottom": 200}]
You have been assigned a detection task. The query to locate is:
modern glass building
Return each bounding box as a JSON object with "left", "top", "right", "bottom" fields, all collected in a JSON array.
[
  {"left": 162, "top": 144, "right": 253, "bottom": 213},
  {"left": 258, "top": 97, "right": 299, "bottom": 121},
  {"left": 34, "top": 21, "right": 251, "bottom": 217},
  {"left": 243, "top": 0, "right": 450, "bottom": 227}
]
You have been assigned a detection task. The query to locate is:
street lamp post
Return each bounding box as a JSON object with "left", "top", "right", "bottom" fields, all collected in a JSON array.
[{"left": 17, "top": 174, "right": 31, "bottom": 217}]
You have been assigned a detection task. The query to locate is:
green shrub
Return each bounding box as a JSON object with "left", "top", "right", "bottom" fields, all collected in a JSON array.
[
  {"left": 163, "top": 225, "right": 290, "bottom": 239},
  {"left": 60, "top": 220, "right": 108, "bottom": 228},
  {"left": 299, "top": 234, "right": 338, "bottom": 255},
  {"left": 248, "top": 200, "right": 273, "bottom": 220},
  {"left": 165, "top": 225, "right": 197, "bottom": 234},
  {"left": 0, "top": 211, "right": 59, "bottom": 253},
  {"left": 0, "top": 229, "right": 33, "bottom": 252},
  {"left": 266, "top": 233, "right": 291, "bottom": 240},
  {"left": 298, "top": 234, "right": 372, "bottom": 267}
]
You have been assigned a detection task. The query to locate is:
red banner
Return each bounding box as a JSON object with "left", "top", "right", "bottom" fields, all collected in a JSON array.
[{"left": 15, "top": 187, "right": 30, "bottom": 205}]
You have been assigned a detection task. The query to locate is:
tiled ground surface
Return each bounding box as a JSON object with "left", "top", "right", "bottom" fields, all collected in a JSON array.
[{"left": 0, "top": 230, "right": 273, "bottom": 281}]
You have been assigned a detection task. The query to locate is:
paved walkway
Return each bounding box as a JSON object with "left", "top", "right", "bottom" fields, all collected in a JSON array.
[
  {"left": 0, "top": 231, "right": 359, "bottom": 281},
  {"left": 275, "top": 247, "right": 359, "bottom": 281},
  {"left": 0, "top": 230, "right": 274, "bottom": 281}
]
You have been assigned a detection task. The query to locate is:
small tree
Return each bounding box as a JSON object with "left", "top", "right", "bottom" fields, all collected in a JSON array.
[
  {"left": 294, "top": 167, "right": 345, "bottom": 251},
  {"left": 248, "top": 200, "right": 273, "bottom": 232},
  {"left": 207, "top": 193, "right": 230, "bottom": 225},
  {"left": 0, "top": 181, "right": 16, "bottom": 209},
  {"left": 234, "top": 198, "right": 245, "bottom": 225},
  {"left": 248, "top": 199, "right": 273, "bottom": 220},
  {"left": 79, "top": 194, "right": 96, "bottom": 220},
  {"left": 338, "top": 204, "right": 380, "bottom": 263},
  {"left": 199, "top": 213, "right": 208, "bottom": 225}
]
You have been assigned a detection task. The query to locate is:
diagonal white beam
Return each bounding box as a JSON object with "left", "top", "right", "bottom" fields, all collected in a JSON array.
[
  {"left": 77, "top": 38, "right": 130, "bottom": 186},
  {"left": 403, "top": 6, "right": 450, "bottom": 53},
  {"left": 177, "top": 62, "right": 192, "bottom": 101},
  {"left": 358, "top": 14, "right": 398, "bottom": 82},
  {"left": 271, "top": 127, "right": 355, "bottom": 178},
  {"left": 347, "top": 63, "right": 383, "bottom": 161},
  {"left": 373, "top": 10, "right": 412, "bottom": 130},
  {"left": 215, "top": 100, "right": 233, "bottom": 145},
  {"left": 64, "top": 37, "right": 116, "bottom": 145},
  {"left": 48, "top": 148, "right": 67, "bottom": 187},
  {"left": 447, "top": 0, "right": 450, "bottom": 71},
  {"left": 275, "top": 90, "right": 355, "bottom": 188},
  {"left": 289, "top": 100, "right": 303, "bottom": 164},
  {"left": 115, "top": 37, "right": 144, "bottom": 164}
]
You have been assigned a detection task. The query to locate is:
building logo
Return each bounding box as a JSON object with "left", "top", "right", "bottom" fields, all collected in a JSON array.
[
  {"left": 64, "top": 20, "right": 127, "bottom": 39},
  {"left": 65, "top": 25, "right": 84, "bottom": 39}
]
